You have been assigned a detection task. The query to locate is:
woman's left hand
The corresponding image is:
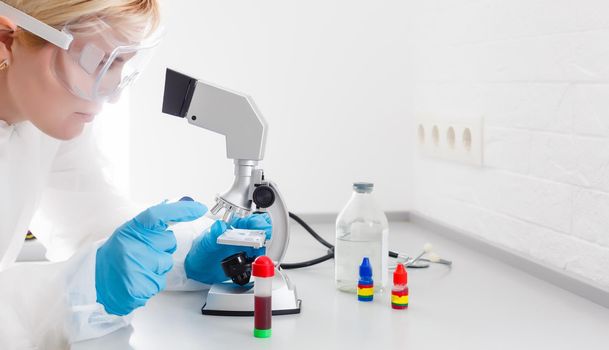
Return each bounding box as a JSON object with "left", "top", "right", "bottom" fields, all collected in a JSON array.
[{"left": 184, "top": 213, "right": 272, "bottom": 285}]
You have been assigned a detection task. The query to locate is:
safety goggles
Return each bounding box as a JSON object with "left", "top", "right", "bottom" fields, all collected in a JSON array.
[{"left": 0, "top": 2, "right": 163, "bottom": 103}]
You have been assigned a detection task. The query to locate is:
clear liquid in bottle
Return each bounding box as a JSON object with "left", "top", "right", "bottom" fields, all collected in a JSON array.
[{"left": 335, "top": 182, "right": 389, "bottom": 293}]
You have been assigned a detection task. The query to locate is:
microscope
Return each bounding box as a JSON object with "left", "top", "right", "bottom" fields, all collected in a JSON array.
[{"left": 162, "top": 69, "right": 301, "bottom": 316}]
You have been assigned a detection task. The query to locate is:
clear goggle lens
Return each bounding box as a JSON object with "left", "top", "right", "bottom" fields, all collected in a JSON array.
[{"left": 51, "top": 19, "right": 162, "bottom": 103}]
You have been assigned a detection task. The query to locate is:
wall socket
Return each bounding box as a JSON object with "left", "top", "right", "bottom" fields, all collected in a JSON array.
[{"left": 417, "top": 115, "right": 483, "bottom": 166}]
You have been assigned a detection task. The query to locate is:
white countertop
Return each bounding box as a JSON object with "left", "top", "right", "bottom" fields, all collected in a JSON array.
[{"left": 72, "top": 220, "right": 609, "bottom": 350}]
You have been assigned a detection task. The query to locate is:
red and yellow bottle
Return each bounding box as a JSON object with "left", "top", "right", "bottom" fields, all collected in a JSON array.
[{"left": 391, "top": 263, "right": 408, "bottom": 309}]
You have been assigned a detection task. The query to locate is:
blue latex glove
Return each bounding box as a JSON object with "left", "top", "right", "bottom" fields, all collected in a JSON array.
[
  {"left": 184, "top": 213, "right": 272, "bottom": 285},
  {"left": 96, "top": 200, "right": 207, "bottom": 316}
]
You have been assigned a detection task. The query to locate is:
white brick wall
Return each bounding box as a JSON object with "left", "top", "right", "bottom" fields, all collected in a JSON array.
[{"left": 412, "top": 0, "right": 609, "bottom": 289}]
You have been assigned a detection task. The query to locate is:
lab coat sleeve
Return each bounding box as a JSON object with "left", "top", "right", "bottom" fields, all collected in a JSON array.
[
  {"left": 25, "top": 126, "right": 209, "bottom": 342},
  {"left": 65, "top": 222, "right": 209, "bottom": 343},
  {"left": 25, "top": 220, "right": 208, "bottom": 344},
  {"left": 0, "top": 242, "right": 131, "bottom": 347},
  {"left": 30, "top": 126, "right": 142, "bottom": 262},
  {"left": 25, "top": 126, "right": 141, "bottom": 343},
  {"left": 30, "top": 125, "right": 210, "bottom": 292},
  {"left": 65, "top": 241, "right": 133, "bottom": 343},
  {"left": 0, "top": 259, "right": 72, "bottom": 349},
  {"left": 164, "top": 217, "right": 213, "bottom": 291}
]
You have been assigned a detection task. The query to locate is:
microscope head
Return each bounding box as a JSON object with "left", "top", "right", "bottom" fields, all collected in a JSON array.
[{"left": 162, "top": 68, "right": 268, "bottom": 161}]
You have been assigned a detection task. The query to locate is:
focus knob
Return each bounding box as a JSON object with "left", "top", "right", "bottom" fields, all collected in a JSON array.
[{"left": 252, "top": 185, "right": 275, "bottom": 208}]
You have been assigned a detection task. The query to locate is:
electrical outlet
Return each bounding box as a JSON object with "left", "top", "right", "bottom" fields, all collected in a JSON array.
[{"left": 416, "top": 115, "right": 483, "bottom": 166}]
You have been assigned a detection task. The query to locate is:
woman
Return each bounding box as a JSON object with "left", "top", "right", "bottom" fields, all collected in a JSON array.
[{"left": 0, "top": 1, "right": 271, "bottom": 348}]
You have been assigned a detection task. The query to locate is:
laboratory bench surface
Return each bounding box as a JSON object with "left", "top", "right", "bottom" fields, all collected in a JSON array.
[{"left": 73, "top": 220, "right": 609, "bottom": 350}]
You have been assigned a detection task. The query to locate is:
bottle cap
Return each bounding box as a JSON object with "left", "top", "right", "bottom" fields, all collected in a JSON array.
[
  {"left": 353, "top": 182, "right": 374, "bottom": 193},
  {"left": 393, "top": 263, "right": 407, "bottom": 285},
  {"left": 359, "top": 257, "right": 373, "bottom": 278},
  {"left": 252, "top": 255, "right": 275, "bottom": 278}
]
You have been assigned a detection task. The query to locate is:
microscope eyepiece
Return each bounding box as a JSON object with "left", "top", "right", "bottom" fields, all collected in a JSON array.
[{"left": 162, "top": 68, "right": 197, "bottom": 118}]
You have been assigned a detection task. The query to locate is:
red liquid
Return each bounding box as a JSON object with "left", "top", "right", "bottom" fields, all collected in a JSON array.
[{"left": 254, "top": 296, "right": 272, "bottom": 330}]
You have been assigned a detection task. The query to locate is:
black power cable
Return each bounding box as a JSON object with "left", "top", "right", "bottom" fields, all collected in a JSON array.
[
  {"left": 287, "top": 212, "right": 334, "bottom": 249},
  {"left": 279, "top": 212, "right": 401, "bottom": 270}
]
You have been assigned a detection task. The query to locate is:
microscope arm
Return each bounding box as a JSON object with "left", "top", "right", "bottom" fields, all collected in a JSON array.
[{"left": 255, "top": 181, "right": 290, "bottom": 264}]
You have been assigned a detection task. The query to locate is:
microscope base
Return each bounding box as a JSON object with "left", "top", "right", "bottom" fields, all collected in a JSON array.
[{"left": 201, "top": 272, "right": 301, "bottom": 316}]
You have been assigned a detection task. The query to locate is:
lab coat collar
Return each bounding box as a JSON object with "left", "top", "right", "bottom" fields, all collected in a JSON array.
[{"left": 0, "top": 119, "right": 15, "bottom": 144}]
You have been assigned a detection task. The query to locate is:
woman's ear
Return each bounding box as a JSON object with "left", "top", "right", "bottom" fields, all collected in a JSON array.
[{"left": 0, "top": 16, "right": 18, "bottom": 62}]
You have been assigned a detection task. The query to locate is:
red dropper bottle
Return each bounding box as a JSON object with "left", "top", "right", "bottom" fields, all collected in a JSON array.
[{"left": 391, "top": 263, "right": 408, "bottom": 310}]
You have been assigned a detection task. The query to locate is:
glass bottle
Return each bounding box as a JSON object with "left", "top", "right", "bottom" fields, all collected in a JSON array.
[{"left": 335, "top": 182, "right": 389, "bottom": 293}]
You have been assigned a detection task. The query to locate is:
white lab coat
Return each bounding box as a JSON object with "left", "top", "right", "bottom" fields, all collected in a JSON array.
[{"left": 0, "top": 120, "right": 209, "bottom": 349}]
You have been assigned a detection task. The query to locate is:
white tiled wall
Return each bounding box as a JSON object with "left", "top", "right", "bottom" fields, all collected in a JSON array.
[{"left": 412, "top": 0, "right": 609, "bottom": 289}]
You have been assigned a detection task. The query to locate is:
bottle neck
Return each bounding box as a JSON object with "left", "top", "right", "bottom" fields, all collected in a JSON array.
[
  {"left": 350, "top": 190, "right": 377, "bottom": 206},
  {"left": 337, "top": 188, "right": 388, "bottom": 227},
  {"left": 352, "top": 190, "right": 373, "bottom": 198}
]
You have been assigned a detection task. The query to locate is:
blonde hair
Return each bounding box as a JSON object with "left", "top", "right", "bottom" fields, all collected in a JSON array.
[{"left": 4, "top": 0, "right": 160, "bottom": 46}]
